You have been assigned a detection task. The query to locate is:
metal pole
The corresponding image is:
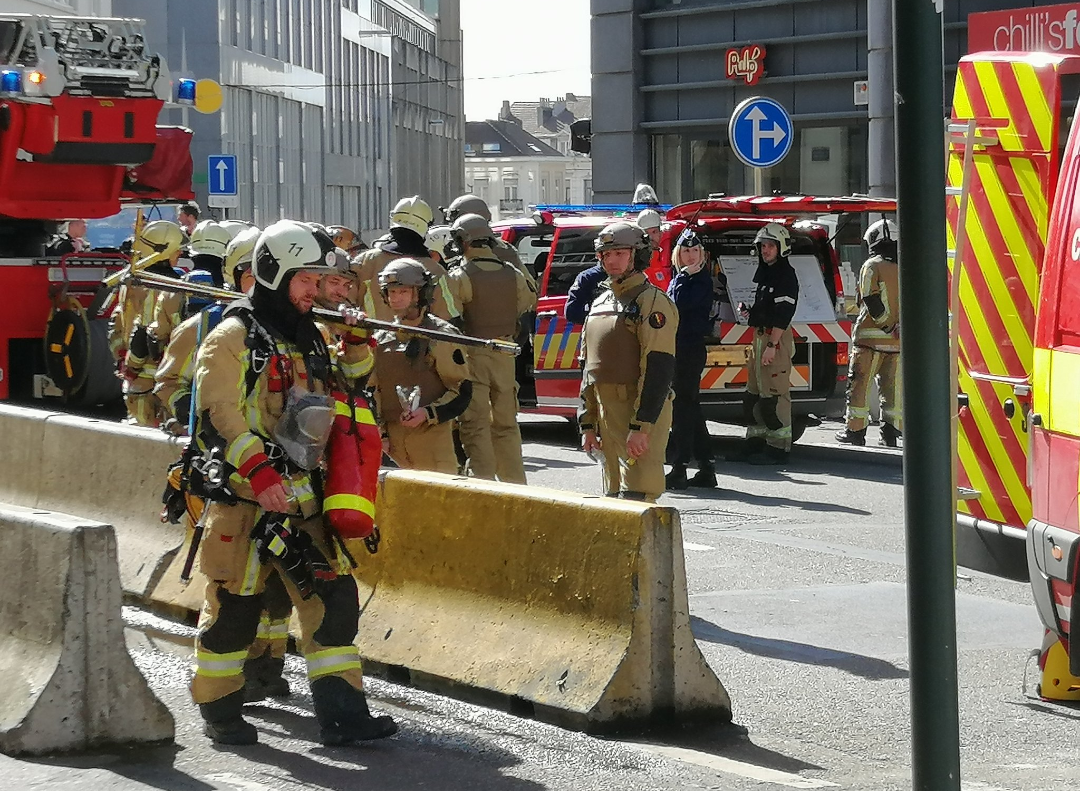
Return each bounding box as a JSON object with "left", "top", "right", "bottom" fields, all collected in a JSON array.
[
  {"left": 868, "top": 0, "right": 896, "bottom": 197},
  {"left": 892, "top": 0, "right": 961, "bottom": 789}
]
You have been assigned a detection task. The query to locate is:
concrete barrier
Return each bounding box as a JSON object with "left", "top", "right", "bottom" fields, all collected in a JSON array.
[
  {"left": 352, "top": 471, "right": 732, "bottom": 732},
  {"left": 0, "top": 406, "right": 185, "bottom": 599},
  {"left": 0, "top": 504, "right": 174, "bottom": 755}
]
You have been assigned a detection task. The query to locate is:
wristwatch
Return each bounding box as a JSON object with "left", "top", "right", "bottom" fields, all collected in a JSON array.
[{"left": 766, "top": 341, "right": 776, "bottom": 348}]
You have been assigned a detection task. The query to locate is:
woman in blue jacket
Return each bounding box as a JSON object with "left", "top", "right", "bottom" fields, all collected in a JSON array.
[{"left": 666, "top": 229, "right": 716, "bottom": 489}]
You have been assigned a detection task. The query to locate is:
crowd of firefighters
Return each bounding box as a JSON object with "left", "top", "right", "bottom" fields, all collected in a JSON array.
[{"left": 94, "top": 189, "right": 901, "bottom": 748}]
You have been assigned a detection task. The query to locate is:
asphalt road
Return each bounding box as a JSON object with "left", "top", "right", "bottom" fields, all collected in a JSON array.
[{"left": 4, "top": 416, "right": 1077, "bottom": 791}]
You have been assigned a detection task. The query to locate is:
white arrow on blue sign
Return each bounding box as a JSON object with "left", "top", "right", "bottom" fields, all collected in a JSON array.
[
  {"left": 207, "top": 154, "right": 237, "bottom": 196},
  {"left": 728, "top": 97, "right": 794, "bottom": 169}
]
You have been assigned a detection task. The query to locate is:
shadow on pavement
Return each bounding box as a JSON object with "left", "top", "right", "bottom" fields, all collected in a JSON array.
[
  {"left": 691, "top": 616, "right": 908, "bottom": 680},
  {"left": 1006, "top": 698, "right": 1080, "bottom": 722},
  {"left": 242, "top": 705, "right": 545, "bottom": 791},
  {"left": 674, "top": 485, "right": 873, "bottom": 516},
  {"left": 25, "top": 743, "right": 217, "bottom": 791}
]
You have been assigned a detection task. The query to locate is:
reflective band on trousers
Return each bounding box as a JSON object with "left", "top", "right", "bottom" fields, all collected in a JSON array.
[
  {"left": 257, "top": 616, "right": 291, "bottom": 640},
  {"left": 306, "top": 645, "right": 363, "bottom": 680},
  {"left": 333, "top": 399, "right": 376, "bottom": 424},
  {"left": 323, "top": 493, "right": 376, "bottom": 518},
  {"left": 195, "top": 648, "right": 248, "bottom": 678}
]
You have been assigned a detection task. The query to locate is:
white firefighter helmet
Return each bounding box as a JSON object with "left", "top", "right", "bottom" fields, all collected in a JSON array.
[
  {"left": 225, "top": 226, "right": 261, "bottom": 287},
  {"left": 426, "top": 224, "right": 453, "bottom": 257},
  {"left": 632, "top": 183, "right": 660, "bottom": 205},
  {"left": 252, "top": 220, "right": 339, "bottom": 290},
  {"left": 188, "top": 220, "right": 233, "bottom": 258},
  {"left": 863, "top": 219, "right": 899, "bottom": 251},
  {"left": 754, "top": 222, "right": 792, "bottom": 258},
  {"left": 219, "top": 220, "right": 254, "bottom": 239},
  {"left": 389, "top": 195, "right": 434, "bottom": 236},
  {"left": 636, "top": 208, "right": 662, "bottom": 230}
]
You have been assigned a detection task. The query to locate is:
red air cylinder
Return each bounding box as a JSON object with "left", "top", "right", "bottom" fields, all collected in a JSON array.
[{"left": 322, "top": 391, "right": 381, "bottom": 539}]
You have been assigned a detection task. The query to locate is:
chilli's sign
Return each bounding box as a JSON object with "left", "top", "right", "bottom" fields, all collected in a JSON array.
[
  {"left": 725, "top": 45, "right": 766, "bottom": 86},
  {"left": 968, "top": 3, "right": 1080, "bottom": 54}
]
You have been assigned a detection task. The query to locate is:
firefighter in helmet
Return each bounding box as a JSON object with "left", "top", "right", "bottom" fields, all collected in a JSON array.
[
  {"left": 190, "top": 220, "right": 396, "bottom": 746},
  {"left": 836, "top": 219, "right": 902, "bottom": 447},
  {"left": 327, "top": 225, "right": 368, "bottom": 259},
  {"left": 447, "top": 214, "right": 534, "bottom": 483},
  {"left": 732, "top": 222, "right": 800, "bottom": 465},
  {"left": 370, "top": 258, "right": 473, "bottom": 473},
  {"left": 442, "top": 193, "right": 538, "bottom": 293},
  {"left": 109, "top": 219, "right": 185, "bottom": 426},
  {"left": 351, "top": 196, "right": 455, "bottom": 321},
  {"left": 579, "top": 221, "right": 678, "bottom": 501}
]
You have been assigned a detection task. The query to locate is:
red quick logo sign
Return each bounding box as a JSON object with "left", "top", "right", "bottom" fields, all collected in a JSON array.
[
  {"left": 968, "top": 3, "right": 1080, "bottom": 53},
  {"left": 725, "top": 45, "right": 766, "bottom": 86}
]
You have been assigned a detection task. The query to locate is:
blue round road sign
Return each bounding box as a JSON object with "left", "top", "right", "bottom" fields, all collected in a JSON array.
[{"left": 728, "top": 97, "right": 794, "bottom": 169}]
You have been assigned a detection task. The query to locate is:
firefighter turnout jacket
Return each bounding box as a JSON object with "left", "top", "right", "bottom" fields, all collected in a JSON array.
[
  {"left": 748, "top": 258, "right": 799, "bottom": 331},
  {"left": 351, "top": 248, "right": 456, "bottom": 322},
  {"left": 852, "top": 254, "right": 900, "bottom": 352}
]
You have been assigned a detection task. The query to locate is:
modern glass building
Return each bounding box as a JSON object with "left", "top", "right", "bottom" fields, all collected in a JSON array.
[
  {"left": 591, "top": 0, "right": 1058, "bottom": 203},
  {"left": 114, "top": 0, "right": 463, "bottom": 234}
]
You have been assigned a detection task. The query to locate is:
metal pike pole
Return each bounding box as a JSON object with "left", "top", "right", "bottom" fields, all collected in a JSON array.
[{"left": 893, "top": 1, "right": 961, "bottom": 789}]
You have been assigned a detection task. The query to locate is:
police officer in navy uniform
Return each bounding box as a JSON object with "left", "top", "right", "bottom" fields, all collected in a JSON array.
[{"left": 733, "top": 222, "right": 799, "bottom": 465}]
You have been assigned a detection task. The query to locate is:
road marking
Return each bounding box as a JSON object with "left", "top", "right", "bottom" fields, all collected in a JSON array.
[
  {"left": 634, "top": 744, "right": 839, "bottom": 789},
  {"left": 683, "top": 541, "right": 715, "bottom": 552},
  {"left": 209, "top": 774, "right": 273, "bottom": 791}
]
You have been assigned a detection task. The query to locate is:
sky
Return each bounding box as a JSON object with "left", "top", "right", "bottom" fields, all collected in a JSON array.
[{"left": 459, "top": 0, "right": 592, "bottom": 121}]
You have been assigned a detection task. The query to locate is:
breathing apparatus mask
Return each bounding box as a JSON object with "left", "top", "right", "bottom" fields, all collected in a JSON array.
[{"left": 272, "top": 386, "right": 335, "bottom": 470}]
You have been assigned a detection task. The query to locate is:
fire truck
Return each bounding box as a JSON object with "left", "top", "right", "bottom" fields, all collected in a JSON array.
[
  {"left": 0, "top": 14, "right": 194, "bottom": 405},
  {"left": 497, "top": 195, "right": 894, "bottom": 441},
  {"left": 946, "top": 50, "right": 1080, "bottom": 699}
]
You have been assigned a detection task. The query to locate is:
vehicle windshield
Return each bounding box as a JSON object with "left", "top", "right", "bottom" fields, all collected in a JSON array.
[{"left": 543, "top": 227, "right": 602, "bottom": 297}]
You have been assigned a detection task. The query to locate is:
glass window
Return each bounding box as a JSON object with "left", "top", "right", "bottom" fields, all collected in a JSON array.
[
  {"left": 652, "top": 134, "right": 682, "bottom": 202},
  {"left": 545, "top": 228, "right": 602, "bottom": 297}
]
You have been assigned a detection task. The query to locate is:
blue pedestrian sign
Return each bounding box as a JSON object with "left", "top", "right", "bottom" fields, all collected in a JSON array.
[
  {"left": 207, "top": 154, "right": 237, "bottom": 196},
  {"left": 728, "top": 97, "right": 794, "bottom": 169}
]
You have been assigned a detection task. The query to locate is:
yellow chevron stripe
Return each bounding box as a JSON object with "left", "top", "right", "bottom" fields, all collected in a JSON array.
[
  {"left": 559, "top": 331, "right": 581, "bottom": 369},
  {"left": 956, "top": 418, "right": 1004, "bottom": 522},
  {"left": 976, "top": 156, "right": 1040, "bottom": 307},
  {"left": 973, "top": 61, "right": 1021, "bottom": 151},
  {"left": 1013, "top": 62, "right": 1053, "bottom": 154}
]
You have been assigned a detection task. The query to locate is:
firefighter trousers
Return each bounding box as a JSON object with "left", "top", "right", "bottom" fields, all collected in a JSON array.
[
  {"left": 745, "top": 328, "right": 794, "bottom": 452},
  {"left": 124, "top": 375, "right": 162, "bottom": 427},
  {"left": 596, "top": 383, "right": 673, "bottom": 502},
  {"left": 458, "top": 347, "right": 527, "bottom": 483},
  {"left": 386, "top": 420, "right": 459, "bottom": 474},
  {"left": 190, "top": 501, "right": 365, "bottom": 705},
  {"left": 845, "top": 346, "right": 902, "bottom": 432}
]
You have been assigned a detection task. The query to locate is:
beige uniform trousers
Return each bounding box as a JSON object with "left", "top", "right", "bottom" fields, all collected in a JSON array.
[
  {"left": 124, "top": 380, "right": 162, "bottom": 427},
  {"left": 845, "top": 346, "right": 903, "bottom": 431},
  {"left": 191, "top": 501, "right": 365, "bottom": 704},
  {"left": 596, "top": 383, "right": 673, "bottom": 501},
  {"left": 458, "top": 347, "right": 526, "bottom": 483},
  {"left": 746, "top": 328, "right": 795, "bottom": 451},
  {"left": 386, "top": 420, "right": 459, "bottom": 474}
]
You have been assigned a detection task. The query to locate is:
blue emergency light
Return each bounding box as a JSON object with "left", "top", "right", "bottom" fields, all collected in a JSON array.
[
  {"left": 0, "top": 70, "right": 21, "bottom": 94},
  {"left": 176, "top": 78, "right": 196, "bottom": 104},
  {"left": 533, "top": 203, "right": 674, "bottom": 214}
]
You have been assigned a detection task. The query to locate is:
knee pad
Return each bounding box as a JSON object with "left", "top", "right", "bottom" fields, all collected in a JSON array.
[
  {"left": 262, "top": 570, "right": 294, "bottom": 620},
  {"left": 758, "top": 396, "right": 784, "bottom": 431},
  {"left": 313, "top": 575, "right": 360, "bottom": 647},
  {"left": 742, "top": 392, "right": 760, "bottom": 423},
  {"left": 201, "top": 588, "right": 264, "bottom": 654}
]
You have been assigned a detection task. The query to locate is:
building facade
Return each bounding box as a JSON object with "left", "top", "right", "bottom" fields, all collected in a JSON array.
[
  {"left": 591, "top": 0, "right": 1055, "bottom": 204},
  {"left": 8, "top": 0, "right": 110, "bottom": 13},
  {"left": 112, "top": 0, "right": 463, "bottom": 235},
  {"left": 464, "top": 119, "right": 592, "bottom": 221}
]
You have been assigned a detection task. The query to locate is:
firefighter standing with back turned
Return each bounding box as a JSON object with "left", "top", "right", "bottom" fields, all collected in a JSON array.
[
  {"left": 579, "top": 221, "right": 678, "bottom": 501},
  {"left": 448, "top": 214, "right": 534, "bottom": 483},
  {"left": 731, "top": 222, "right": 800, "bottom": 465},
  {"left": 836, "top": 219, "right": 902, "bottom": 447},
  {"left": 189, "top": 220, "right": 395, "bottom": 746}
]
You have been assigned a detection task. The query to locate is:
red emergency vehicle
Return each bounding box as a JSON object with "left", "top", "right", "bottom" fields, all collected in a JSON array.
[
  {"left": 0, "top": 14, "right": 194, "bottom": 404},
  {"left": 497, "top": 195, "right": 894, "bottom": 440}
]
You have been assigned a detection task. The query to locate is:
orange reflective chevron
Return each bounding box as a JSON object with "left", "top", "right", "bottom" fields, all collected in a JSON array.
[{"left": 947, "top": 53, "right": 1067, "bottom": 530}]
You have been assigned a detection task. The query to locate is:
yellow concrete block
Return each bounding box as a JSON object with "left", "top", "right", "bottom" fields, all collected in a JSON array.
[{"left": 353, "top": 470, "right": 732, "bottom": 731}]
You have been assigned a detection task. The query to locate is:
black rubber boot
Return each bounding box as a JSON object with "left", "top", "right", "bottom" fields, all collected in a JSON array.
[
  {"left": 665, "top": 465, "right": 688, "bottom": 490},
  {"left": 726, "top": 437, "right": 765, "bottom": 462},
  {"left": 880, "top": 423, "right": 902, "bottom": 448},
  {"left": 687, "top": 462, "right": 717, "bottom": 489},
  {"left": 311, "top": 676, "right": 398, "bottom": 745},
  {"left": 747, "top": 445, "right": 789, "bottom": 466},
  {"left": 200, "top": 689, "right": 258, "bottom": 745},
  {"left": 835, "top": 427, "right": 867, "bottom": 446},
  {"left": 244, "top": 654, "right": 291, "bottom": 702}
]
